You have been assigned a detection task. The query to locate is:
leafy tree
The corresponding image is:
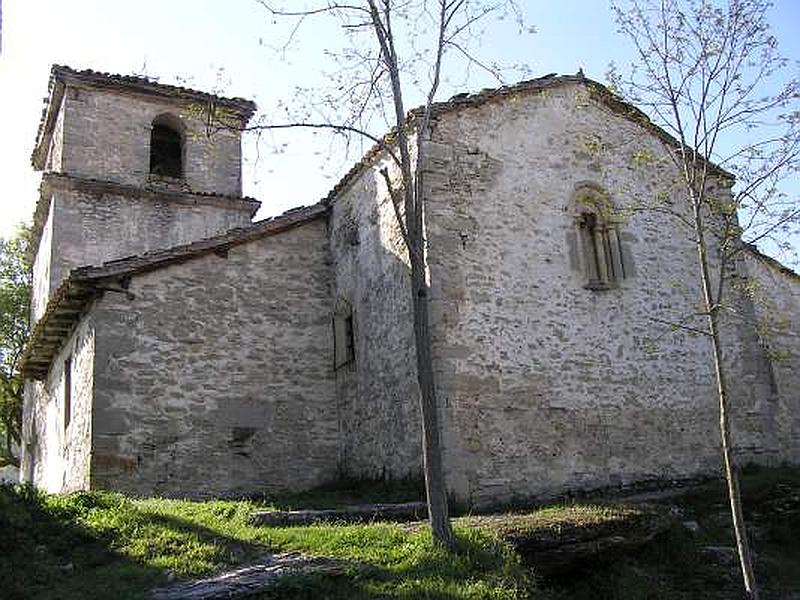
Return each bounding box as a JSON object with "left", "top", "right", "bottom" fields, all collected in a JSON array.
[
  {"left": 241, "top": 0, "right": 527, "bottom": 550},
  {"left": 609, "top": 1, "right": 799, "bottom": 597},
  {"left": 0, "top": 225, "right": 32, "bottom": 469}
]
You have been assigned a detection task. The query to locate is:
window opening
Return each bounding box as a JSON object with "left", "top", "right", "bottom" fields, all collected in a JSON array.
[
  {"left": 344, "top": 315, "right": 355, "bottom": 364},
  {"left": 150, "top": 120, "right": 183, "bottom": 178},
  {"left": 333, "top": 306, "right": 356, "bottom": 369},
  {"left": 574, "top": 186, "right": 627, "bottom": 290},
  {"left": 64, "top": 356, "right": 72, "bottom": 431}
]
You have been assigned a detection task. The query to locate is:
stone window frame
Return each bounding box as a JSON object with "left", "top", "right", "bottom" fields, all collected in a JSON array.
[
  {"left": 333, "top": 299, "right": 356, "bottom": 369},
  {"left": 148, "top": 113, "right": 186, "bottom": 180},
  {"left": 572, "top": 184, "right": 627, "bottom": 290}
]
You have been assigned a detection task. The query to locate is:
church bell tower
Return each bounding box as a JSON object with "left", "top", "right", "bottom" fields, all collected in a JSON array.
[{"left": 28, "top": 65, "right": 261, "bottom": 323}]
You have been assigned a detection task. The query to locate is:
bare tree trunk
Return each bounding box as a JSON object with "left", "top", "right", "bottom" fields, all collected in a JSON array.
[
  {"left": 364, "top": 0, "right": 455, "bottom": 550},
  {"left": 692, "top": 199, "right": 759, "bottom": 600},
  {"left": 409, "top": 242, "right": 455, "bottom": 550}
]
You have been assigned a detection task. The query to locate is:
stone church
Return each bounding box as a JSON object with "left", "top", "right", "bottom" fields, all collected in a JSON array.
[{"left": 19, "top": 65, "right": 799, "bottom": 506}]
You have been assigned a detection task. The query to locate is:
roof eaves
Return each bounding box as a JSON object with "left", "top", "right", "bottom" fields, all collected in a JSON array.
[
  {"left": 51, "top": 65, "right": 256, "bottom": 114},
  {"left": 32, "top": 65, "right": 257, "bottom": 169},
  {"left": 745, "top": 244, "right": 800, "bottom": 281},
  {"left": 320, "top": 73, "right": 734, "bottom": 208},
  {"left": 28, "top": 173, "right": 262, "bottom": 262},
  {"left": 20, "top": 201, "right": 327, "bottom": 380},
  {"left": 73, "top": 201, "right": 328, "bottom": 281},
  {"left": 31, "top": 71, "right": 66, "bottom": 170},
  {"left": 19, "top": 280, "right": 97, "bottom": 380}
]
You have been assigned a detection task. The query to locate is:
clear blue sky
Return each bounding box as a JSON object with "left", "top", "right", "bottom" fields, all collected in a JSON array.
[{"left": 1, "top": 0, "right": 798, "bottom": 259}]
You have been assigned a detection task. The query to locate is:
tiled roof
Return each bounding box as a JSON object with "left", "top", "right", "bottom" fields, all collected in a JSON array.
[
  {"left": 20, "top": 202, "right": 327, "bottom": 379},
  {"left": 21, "top": 70, "right": 743, "bottom": 379},
  {"left": 32, "top": 65, "right": 257, "bottom": 169},
  {"left": 745, "top": 244, "right": 800, "bottom": 281},
  {"left": 321, "top": 72, "right": 733, "bottom": 205}
]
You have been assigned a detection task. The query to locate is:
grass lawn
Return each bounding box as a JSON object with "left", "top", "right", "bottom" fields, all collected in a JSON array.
[{"left": 1, "top": 466, "right": 798, "bottom": 599}]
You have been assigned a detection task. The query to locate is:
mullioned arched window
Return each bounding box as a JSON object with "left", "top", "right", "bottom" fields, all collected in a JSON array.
[{"left": 572, "top": 184, "right": 627, "bottom": 290}]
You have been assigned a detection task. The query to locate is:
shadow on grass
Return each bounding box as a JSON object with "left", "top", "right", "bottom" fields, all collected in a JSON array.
[
  {"left": 248, "top": 527, "right": 529, "bottom": 600},
  {"left": 0, "top": 483, "right": 158, "bottom": 600},
  {"left": 0, "top": 484, "right": 271, "bottom": 600}
]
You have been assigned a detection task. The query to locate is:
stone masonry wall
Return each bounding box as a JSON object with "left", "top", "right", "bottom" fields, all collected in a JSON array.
[
  {"left": 745, "top": 253, "right": 800, "bottom": 462},
  {"left": 20, "top": 315, "right": 94, "bottom": 493},
  {"left": 58, "top": 85, "right": 243, "bottom": 196},
  {"left": 31, "top": 199, "right": 54, "bottom": 323},
  {"left": 31, "top": 187, "right": 252, "bottom": 324},
  {"left": 89, "top": 219, "right": 338, "bottom": 498},
  {"left": 329, "top": 154, "right": 423, "bottom": 482},
  {"left": 45, "top": 94, "right": 66, "bottom": 172},
  {"left": 423, "top": 82, "right": 783, "bottom": 506}
]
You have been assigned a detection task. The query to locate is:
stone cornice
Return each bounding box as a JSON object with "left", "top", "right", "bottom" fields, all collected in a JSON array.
[{"left": 28, "top": 173, "right": 262, "bottom": 261}]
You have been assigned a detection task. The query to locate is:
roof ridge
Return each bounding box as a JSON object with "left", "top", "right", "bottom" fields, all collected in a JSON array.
[
  {"left": 72, "top": 202, "right": 328, "bottom": 280},
  {"left": 745, "top": 243, "right": 800, "bottom": 280},
  {"left": 32, "top": 64, "right": 257, "bottom": 170},
  {"left": 51, "top": 65, "right": 256, "bottom": 110},
  {"left": 320, "top": 72, "right": 732, "bottom": 207}
]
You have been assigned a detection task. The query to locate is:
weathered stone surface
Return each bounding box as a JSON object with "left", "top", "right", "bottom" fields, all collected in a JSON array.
[
  {"left": 250, "top": 502, "right": 427, "bottom": 526},
  {"left": 27, "top": 73, "right": 257, "bottom": 324},
  {"left": 19, "top": 70, "right": 799, "bottom": 505},
  {"left": 422, "top": 82, "right": 796, "bottom": 506},
  {"left": 88, "top": 219, "right": 337, "bottom": 497},
  {"left": 744, "top": 253, "right": 800, "bottom": 463},
  {"left": 31, "top": 181, "right": 254, "bottom": 324},
  {"left": 150, "top": 553, "right": 344, "bottom": 600},
  {"left": 329, "top": 149, "right": 424, "bottom": 481},
  {"left": 56, "top": 84, "right": 244, "bottom": 197},
  {"left": 20, "top": 315, "right": 93, "bottom": 493}
]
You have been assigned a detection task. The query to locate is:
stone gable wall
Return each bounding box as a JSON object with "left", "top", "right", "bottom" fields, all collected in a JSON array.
[
  {"left": 89, "top": 220, "right": 337, "bottom": 498},
  {"left": 422, "top": 83, "right": 784, "bottom": 506},
  {"left": 745, "top": 254, "right": 800, "bottom": 462},
  {"left": 329, "top": 153, "right": 423, "bottom": 481},
  {"left": 58, "top": 85, "right": 243, "bottom": 196},
  {"left": 20, "top": 316, "right": 94, "bottom": 493}
]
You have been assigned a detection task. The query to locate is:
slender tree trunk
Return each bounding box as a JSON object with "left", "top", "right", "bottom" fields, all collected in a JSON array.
[
  {"left": 409, "top": 241, "right": 455, "bottom": 550},
  {"left": 364, "top": 0, "right": 455, "bottom": 550},
  {"left": 692, "top": 198, "right": 759, "bottom": 600},
  {"left": 408, "top": 143, "right": 455, "bottom": 550}
]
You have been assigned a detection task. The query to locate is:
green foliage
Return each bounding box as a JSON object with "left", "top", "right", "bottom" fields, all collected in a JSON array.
[
  {"left": 0, "top": 484, "right": 529, "bottom": 600},
  {"left": 2, "top": 468, "right": 799, "bottom": 598},
  {"left": 0, "top": 225, "right": 32, "bottom": 468}
]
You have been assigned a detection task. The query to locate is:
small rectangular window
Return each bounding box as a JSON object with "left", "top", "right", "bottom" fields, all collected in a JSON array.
[
  {"left": 333, "top": 312, "right": 355, "bottom": 369},
  {"left": 64, "top": 356, "right": 72, "bottom": 431}
]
